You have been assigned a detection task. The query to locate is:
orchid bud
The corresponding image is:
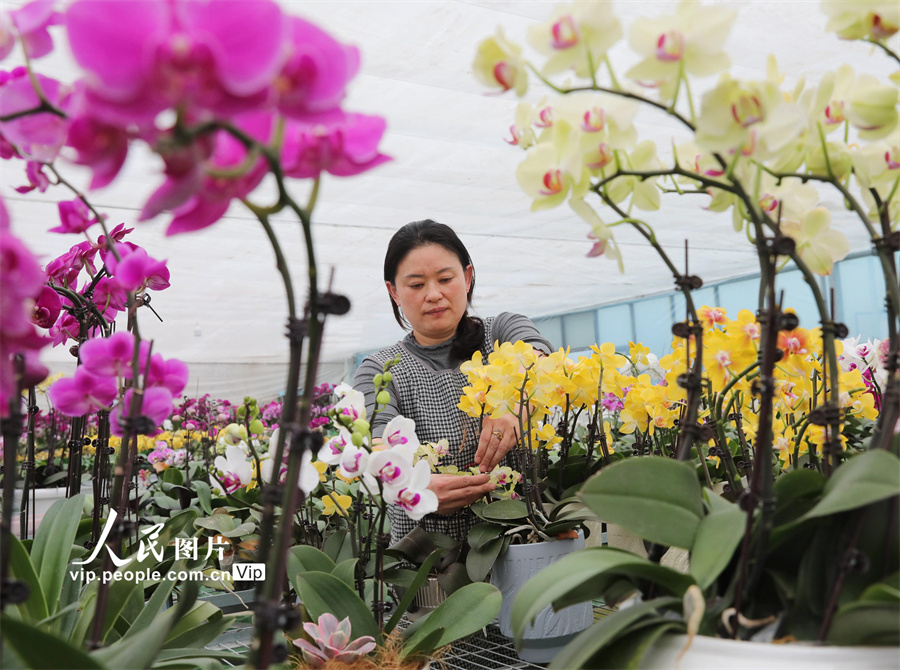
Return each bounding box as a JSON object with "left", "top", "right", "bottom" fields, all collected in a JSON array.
[
  {"left": 352, "top": 419, "right": 370, "bottom": 434},
  {"left": 376, "top": 390, "right": 391, "bottom": 406},
  {"left": 373, "top": 373, "right": 383, "bottom": 387},
  {"left": 383, "top": 371, "right": 392, "bottom": 383},
  {"left": 249, "top": 419, "right": 265, "bottom": 436},
  {"left": 351, "top": 432, "right": 364, "bottom": 447}
]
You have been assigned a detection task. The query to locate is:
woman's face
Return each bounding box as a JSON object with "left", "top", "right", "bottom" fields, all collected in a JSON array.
[{"left": 387, "top": 243, "right": 473, "bottom": 346}]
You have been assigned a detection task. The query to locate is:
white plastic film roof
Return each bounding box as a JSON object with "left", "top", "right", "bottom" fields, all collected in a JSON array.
[{"left": 3, "top": 1, "right": 896, "bottom": 401}]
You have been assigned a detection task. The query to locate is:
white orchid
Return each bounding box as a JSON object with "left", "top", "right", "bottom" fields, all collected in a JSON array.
[
  {"left": 383, "top": 460, "right": 438, "bottom": 521},
  {"left": 211, "top": 445, "right": 251, "bottom": 494},
  {"left": 338, "top": 443, "right": 369, "bottom": 480},
  {"left": 318, "top": 428, "right": 352, "bottom": 466},
  {"left": 333, "top": 383, "right": 367, "bottom": 422}
]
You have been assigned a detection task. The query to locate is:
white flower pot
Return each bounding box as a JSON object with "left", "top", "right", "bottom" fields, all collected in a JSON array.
[
  {"left": 490, "top": 531, "right": 594, "bottom": 664},
  {"left": 638, "top": 633, "right": 900, "bottom": 669},
  {"left": 10, "top": 487, "right": 68, "bottom": 538}
]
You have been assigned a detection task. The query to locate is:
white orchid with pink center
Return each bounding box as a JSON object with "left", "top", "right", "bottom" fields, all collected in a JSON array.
[
  {"left": 210, "top": 444, "right": 251, "bottom": 494},
  {"left": 382, "top": 460, "right": 438, "bottom": 521},
  {"left": 338, "top": 443, "right": 369, "bottom": 480},
  {"left": 333, "top": 382, "right": 367, "bottom": 422},
  {"left": 292, "top": 613, "right": 376, "bottom": 668},
  {"left": 317, "top": 428, "right": 351, "bottom": 466}
]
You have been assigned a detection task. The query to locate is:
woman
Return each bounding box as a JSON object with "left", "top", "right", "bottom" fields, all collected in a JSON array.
[{"left": 353, "top": 219, "right": 551, "bottom": 543}]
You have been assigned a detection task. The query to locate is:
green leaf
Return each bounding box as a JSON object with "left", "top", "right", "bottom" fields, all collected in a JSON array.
[
  {"left": 466, "top": 536, "right": 505, "bottom": 582},
  {"left": 191, "top": 480, "right": 213, "bottom": 515},
  {"left": 772, "top": 469, "right": 825, "bottom": 526},
  {"left": 580, "top": 457, "right": 703, "bottom": 549},
  {"left": 400, "top": 582, "right": 501, "bottom": 660},
  {"left": 689, "top": 500, "right": 746, "bottom": 589},
  {"left": 1, "top": 614, "right": 106, "bottom": 669},
  {"left": 332, "top": 558, "right": 359, "bottom": 589},
  {"left": 828, "top": 601, "right": 900, "bottom": 646},
  {"left": 124, "top": 573, "right": 178, "bottom": 639},
  {"left": 8, "top": 533, "right": 48, "bottom": 622},
  {"left": 36, "top": 494, "right": 85, "bottom": 616},
  {"left": 805, "top": 450, "right": 900, "bottom": 520},
  {"left": 384, "top": 550, "right": 441, "bottom": 635},
  {"left": 287, "top": 544, "right": 336, "bottom": 592},
  {"left": 194, "top": 514, "right": 236, "bottom": 534},
  {"left": 294, "top": 572, "right": 381, "bottom": 643},
  {"left": 480, "top": 499, "right": 528, "bottom": 521},
  {"left": 162, "top": 468, "right": 184, "bottom": 486},
  {"left": 322, "top": 529, "right": 354, "bottom": 564},
  {"left": 511, "top": 547, "right": 695, "bottom": 641},
  {"left": 588, "top": 620, "right": 683, "bottom": 669},
  {"left": 467, "top": 523, "right": 503, "bottom": 551},
  {"left": 547, "top": 597, "right": 679, "bottom": 670}
]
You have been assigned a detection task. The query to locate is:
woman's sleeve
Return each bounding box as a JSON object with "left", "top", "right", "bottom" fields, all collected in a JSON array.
[
  {"left": 352, "top": 357, "right": 400, "bottom": 439},
  {"left": 493, "top": 312, "right": 553, "bottom": 354}
]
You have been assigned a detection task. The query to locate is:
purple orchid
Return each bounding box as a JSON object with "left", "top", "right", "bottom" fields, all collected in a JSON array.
[
  {"left": 9, "top": 0, "right": 62, "bottom": 60},
  {"left": 50, "top": 198, "right": 98, "bottom": 234},
  {"left": 105, "top": 244, "right": 170, "bottom": 292},
  {"left": 110, "top": 387, "right": 175, "bottom": 437},
  {"left": 277, "top": 17, "right": 360, "bottom": 118},
  {"left": 65, "top": 114, "right": 129, "bottom": 190},
  {"left": 45, "top": 240, "right": 97, "bottom": 288},
  {"left": 65, "top": 0, "right": 288, "bottom": 124},
  {"left": 90, "top": 276, "right": 128, "bottom": 319},
  {"left": 281, "top": 111, "right": 390, "bottom": 179},
  {"left": 14, "top": 160, "right": 50, "bottom": 194},
  {"left": 47, "top": 311, "right": 79, "bottom": 346},
  {"left": 78, "top": 331, "right": 149, "bottom": 379},
  {"left": 47, "top": 366, "right": 117, "bottom": 416},
  {"left": 293, "top": 613, "right": 376, "bottom": 668},
  {"left": 0, "top": 68, "right": 71, "bottom": 160},
  {"left": 31, "top": 285, "right": 61, "bottom": 328},
  {"left": 146, "top": 354, "right": 189, "bottom": 396}
]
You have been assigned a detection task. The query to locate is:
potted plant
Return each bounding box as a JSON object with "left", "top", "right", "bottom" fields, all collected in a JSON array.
[{"left": 471, "top": 0, "right": 899, "bottom": 666}]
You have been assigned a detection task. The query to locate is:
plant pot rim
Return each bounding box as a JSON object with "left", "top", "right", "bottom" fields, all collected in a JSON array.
[{"left": 653, "top": 633, "right": 899, "bottom": 657}]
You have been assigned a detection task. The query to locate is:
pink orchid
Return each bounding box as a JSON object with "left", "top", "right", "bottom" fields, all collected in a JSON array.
[
  {"left": 93, "top": 222, "right": 133, "bottom": 252},
  {"left": 78, "top": 332, "right": 151, "bottom": 379},
  {"left": 89, "top": 276, "right": 127, "bottom": 319},
  {"left": 65, "top": 0, "right": 288, "bottom": 123},
  {"left": 50, "top": 199, "right": 98, "bottom": 234},
  {"left": 0, "top": 68, "right": 71, "bottom": 160},
  {"left": 47, "top": 311, "right": 79, "bottom": 346},
  {"left": 277, "top": 17, "right": 360, "bottom": 119},
  {"left": 110, "top": 387, "right": 174, "bottom": 436},
  {"left": 0, "top": 130, "right": 19, "bottom": 158},
  {"left": 47, "top": 366, "right": 118, "bottom": 416},
  {"left": 45, "top": 240, "right": 97, "bottom": 287},
  {"left": 163, "top": 113, "right": 272, "bottom": 235},
  {"left": 281, "top": 112, "right": 390, "bottom": 179},
  {"left": 138, "top": 131, "right": 213, "bottom": 222},
  {"left": 14, "top": 160, "right": 50, "bottom": 194},
  {"left": 0, "top": 196, "right": 7, "bottom": 230},
  {"left": 31, "top": 285, "right": 61, "bottom": 328},
  {"left": 10, "top": 0, "right": 62, "bottom": 60},
  {"left": 65, "top": 114, "right": 129, "bottom": 190},
  {"left": 105, "top": 244, "right": 170, "bottom": 292},
  {"left": 146, "top": 354, "right": 189, "bottom": 396}
]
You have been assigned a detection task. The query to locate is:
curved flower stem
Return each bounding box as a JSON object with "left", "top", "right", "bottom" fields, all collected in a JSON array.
[
  {"left": 714, "top": 361, "right": 761, "bottom": 421},
  {"left": 864, "top": 38, "right": 900, "bottom": 66}
]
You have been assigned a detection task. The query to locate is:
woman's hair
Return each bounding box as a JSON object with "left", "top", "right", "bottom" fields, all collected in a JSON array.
[{"left": 384, "top": 219, "right": 484, "bottom": 360}]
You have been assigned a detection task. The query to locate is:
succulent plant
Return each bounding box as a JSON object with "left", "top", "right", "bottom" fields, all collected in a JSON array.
[{"left": 293, "top": 613, "right": 377, "bottom": 668}]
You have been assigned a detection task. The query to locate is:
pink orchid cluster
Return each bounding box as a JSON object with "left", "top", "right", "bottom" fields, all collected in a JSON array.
[
  {"left": 0, "top": 196, "right": 50, "bottom": 414},
  {"left": 0, "top": 0, "right": 390, "bottom": 236},
  {"left": 171, "top": 394, "right": 237, "bottom": 434},
  {"left": 40, "top": 223, "right": 171, "bottom": 347},
  {"left": 46, "top": 331, "right": 188, "bottom": 436}
]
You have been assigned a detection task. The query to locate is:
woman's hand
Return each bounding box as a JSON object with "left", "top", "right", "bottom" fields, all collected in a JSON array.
[
  {"left": 428, "top": 473, "right": 495, "bottom": 515},
  {"left": 474, "top": 414, "right": 519, "bottom": 473}
]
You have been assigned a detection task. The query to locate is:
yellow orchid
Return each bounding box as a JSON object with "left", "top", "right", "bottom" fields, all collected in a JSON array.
[
  {"left": 516, "top": 119, "right": 591, "bottom": 212},
  {"left": 472, "top": 27, "right": 528, "bottom": 96},
  {"left": 322, "top": 493, "right": 353, "bottom": 517}
]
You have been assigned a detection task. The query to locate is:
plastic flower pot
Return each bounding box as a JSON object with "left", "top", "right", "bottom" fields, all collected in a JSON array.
[{"left": 11, "top": 487, "right": 68, "bottom": 538}]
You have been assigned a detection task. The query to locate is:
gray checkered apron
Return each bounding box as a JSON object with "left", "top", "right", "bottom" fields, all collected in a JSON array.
[{"left": 367, "top": 317, "right": 497, "bottom": 544}]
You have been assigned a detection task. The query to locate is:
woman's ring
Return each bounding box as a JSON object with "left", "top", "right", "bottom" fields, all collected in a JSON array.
[{"left": 492, "top": 430, "right": 504, "bottom": 440}]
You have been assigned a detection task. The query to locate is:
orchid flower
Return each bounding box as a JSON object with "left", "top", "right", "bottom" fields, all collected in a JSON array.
[
  {"left": 293, "top": 613, "right": 376, "bottom": 668},
  {"left": 211, "top": 444, "right": 252, "bottom": 494},
  {"left": 110, "top": 387, "right": 175, "bottom": 437},
  {"left": 318, "top": 428, "right": 351, "bottom": 466},
  {"left": 78, "top": 332, "right": 150, "bottom": 379},
  {"left": 338, "top": 443, "right": 368, "bottom": 480},
  {"left": 382, "top": 460, "right": 438, "bottom": 521},
  {"left": 364, "top": 440, "right": 416, "bottom": 493},
  {"left": 473, "top": 27, "right": 528, "bottom": 96},
  {"left": 333, "top": 384, "right": 367, "bottom": 423},
  {"left": 46, "top": 366, "right": 117, "bottom": 416},
  {"left": 516, "top": 119, "right": 590, "bottom": 211},
  {"left": 0, "top": 68, "right": 71, "bottom": 160}
]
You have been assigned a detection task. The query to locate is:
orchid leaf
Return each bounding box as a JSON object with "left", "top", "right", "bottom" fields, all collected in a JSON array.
[
  {"left": 479, "top": 499, "right": 529, "bottom": 521},
  {"left": 294, "top": 571, "right": 381, "bottom": 643},
  {"left": 579, "top": 457, "right": 703, "bottom": 549},
  {"left": 804, "top": 450, "right": 900, "bottom": 520},
  {"left": 384, "top": 549, "right": 441, "bottom": 635},
  {"left": 7, "top": 533, "right": 48, "bottom": 622},
  {"left": 690, "top": 499, "right": 745, "bottom": 589},
  {"left": 466, "top": 536, "right": 505, "bottom": 582},
  {"left": 1, "top": 614, "right": 106, "bottom": 669},
  {"left": 827, "top": 601, "right": 900, "bottom": 646},
  {"left": 547, "top": 597, "right": 679, "bottom": 669},
  {"left": 400, "top": 582, "right": 501, "bottom": 660},
  {"left": 34, "top": 494, "right": 85, "bottom": 616},
  {"left": 511, "top": 547, "right": 695, "bottom": 641},
  {"left": 332, "top": 558, "right": 359, "bottom": 589},
  {"left": 466, "top": 522, "right": 503, "bottom": 551}
]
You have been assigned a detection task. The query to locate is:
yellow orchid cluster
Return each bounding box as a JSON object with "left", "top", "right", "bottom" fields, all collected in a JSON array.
[{"left": 460, "top": 307, "right": 880, "bottom": 473}]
